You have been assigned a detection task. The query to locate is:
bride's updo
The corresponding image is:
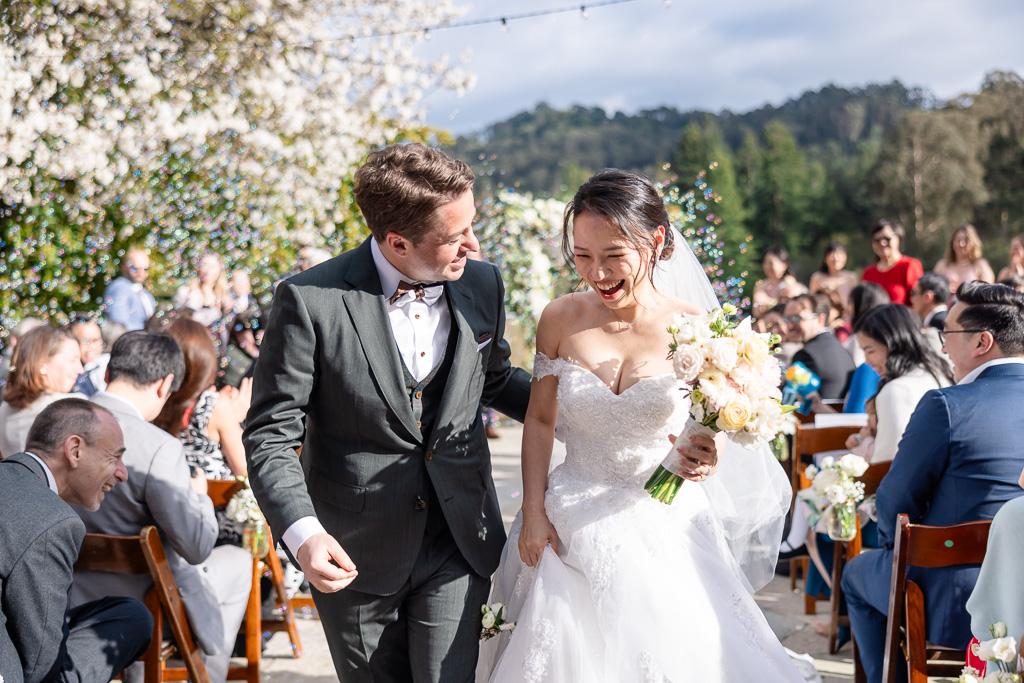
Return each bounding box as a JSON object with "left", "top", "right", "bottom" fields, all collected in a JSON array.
[{"left": 561, "top": 169, "right": 676, "bottom": 284}]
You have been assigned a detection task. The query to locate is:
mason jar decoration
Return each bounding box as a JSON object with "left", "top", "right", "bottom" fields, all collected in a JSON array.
[
  {"left": 827, "top": 501, "right": 859, "bottom": 542},
  {"left": 243, "top": 519, "right": 271, "bottom": 559}
]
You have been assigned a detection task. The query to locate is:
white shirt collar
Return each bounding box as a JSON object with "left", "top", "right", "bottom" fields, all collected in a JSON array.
[
  {"left": 23, "top": 451, "right": 59, "bottom": 495},
  {"left": 923, "top": 304, "right": 948, "bottom": 327},
  {"left": 370, "top": 238, "right": 411, "bottom": 303},
  {"left": 957, "top": 357, "right": 1024, "bottom": 385},
  {"left": 94, "top": 390, "right": 145, "bottom": 420}
]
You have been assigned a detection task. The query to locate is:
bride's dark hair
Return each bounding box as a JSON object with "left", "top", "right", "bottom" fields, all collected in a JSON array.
[{"left": 561, "top": 169, "right": 676, "bottom": 287}]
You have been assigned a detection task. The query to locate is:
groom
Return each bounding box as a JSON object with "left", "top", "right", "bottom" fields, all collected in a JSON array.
[{"left": 243, "top": 143, "right": 531, "bottom": 681}]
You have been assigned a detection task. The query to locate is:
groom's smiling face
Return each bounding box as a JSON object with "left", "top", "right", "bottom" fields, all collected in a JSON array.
[{"left": 387, "top": 189, "right": 480, "bottom": 282}]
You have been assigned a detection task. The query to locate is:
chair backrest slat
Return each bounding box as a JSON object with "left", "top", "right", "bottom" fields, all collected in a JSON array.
[
  {"left": 795, "top": 425, "right": 862, "bottom": 458},
  {"left": 905, "top": 519, "right": 991, "bottom": 568},
  {"left": 206, "top": 478, "right": 245, "bottom": 508},
  {"left": 76, "top": 533, "right": 151, "bottom": 574}
]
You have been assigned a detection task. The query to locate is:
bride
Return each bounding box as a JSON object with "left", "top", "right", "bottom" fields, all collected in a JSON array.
[{"left": 478, "top": 169, "right": 803, "bottom": 682}]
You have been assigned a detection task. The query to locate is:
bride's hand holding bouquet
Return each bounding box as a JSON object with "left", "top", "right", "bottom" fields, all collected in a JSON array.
[{"left": 645, "top": 305, "right": 794, "bottom": 504}]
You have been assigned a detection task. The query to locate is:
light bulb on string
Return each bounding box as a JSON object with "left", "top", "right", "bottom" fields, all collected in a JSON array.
[
  {"left": 580, "top": 5, "right": 588, "bottom": 19},
  {"left": 501, "top": 17, "right": 509, "bottom": 32}
]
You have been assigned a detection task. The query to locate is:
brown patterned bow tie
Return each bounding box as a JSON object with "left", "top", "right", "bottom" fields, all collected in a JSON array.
[{"left": 389, "top": 280, "right": 442, "bottom": 305}]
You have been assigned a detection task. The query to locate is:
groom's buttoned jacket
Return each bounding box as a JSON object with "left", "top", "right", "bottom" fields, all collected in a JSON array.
[
  {"left": 243, "top": 239, "right": 531, "bottom": 596},
  {"left": 0, "top": 453, "right": 83, "bottom": 683},
  {"left": 866, "top": 363, "right": 1024, "bottom": 647}
]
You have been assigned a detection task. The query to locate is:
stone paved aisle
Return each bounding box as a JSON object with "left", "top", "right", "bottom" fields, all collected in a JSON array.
[{"left": 256, "top": 425, "right": 910, "bottom": 682}]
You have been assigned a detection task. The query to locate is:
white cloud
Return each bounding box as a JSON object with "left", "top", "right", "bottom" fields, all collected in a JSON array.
[{"left": 417, "top": 0, "right": 1024, "bottom": 134}]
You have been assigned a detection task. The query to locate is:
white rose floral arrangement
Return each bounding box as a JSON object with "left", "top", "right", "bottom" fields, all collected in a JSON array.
[
  {"left": 798, "top": 454, "right": 869, "bottom": 541},
  {"left": 645, "top": 305, "right": 794, "bottom": 504},
  {"left": 960, "top": 623, "right": 1023, "bottom": 682}
]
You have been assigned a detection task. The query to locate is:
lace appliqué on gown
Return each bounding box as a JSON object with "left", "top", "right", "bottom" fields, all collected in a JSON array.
[{"left": 479, "top": 353, "right": 803, "bottom": 683}]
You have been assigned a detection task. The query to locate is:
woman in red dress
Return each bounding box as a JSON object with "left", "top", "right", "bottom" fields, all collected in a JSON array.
[{"left": 861, "top": 218, "right": 923, "bottom": 305}]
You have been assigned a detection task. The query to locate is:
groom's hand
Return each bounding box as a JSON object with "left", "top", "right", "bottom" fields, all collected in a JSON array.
[
  {"left": 297, "top": 533, "right": 358, "bottom": 592},
  {"left": 667, "top": 431, "right": 723, "bottom": 481}
]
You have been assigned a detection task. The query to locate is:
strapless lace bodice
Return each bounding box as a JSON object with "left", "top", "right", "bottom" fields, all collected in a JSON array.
[{"left": 534, "top": 353, "right": 690, "bottom": 486}]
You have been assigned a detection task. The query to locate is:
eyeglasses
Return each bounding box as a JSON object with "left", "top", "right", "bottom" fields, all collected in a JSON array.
[
  {"left": 938, "top": 328, "right": 988, "bottom": 344},
  {"left": 872, "top": 236, "right": 894, "bottom": 246},
  {"left": 784, "top": 313, "right": 819, "bottom": 325}
]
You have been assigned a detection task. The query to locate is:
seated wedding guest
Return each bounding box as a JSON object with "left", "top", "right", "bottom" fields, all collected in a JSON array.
[
  {"left": 909, "top": 271, "right": 950, "bottom": 331},
  {"left": 821, "top": 288, "right": 851, "bottom": 343},
  {"left": 217, "top": 309, "right": 260, "bottom": 390},
  {"left": 934, "top": 224, "right": 995, "bottom": 298},
  {"left": 104, "top": 247, "right": 156, "bottom": 331},
  {"left": 853, "top": 304, "right": 953, "bottom": 463},
  {"left": 69, "top": 315, "right": 109, "bottom": 397},
  {"left": 809, "top": 241, "right": 858, "bottom": 309},
  {"left": 155, "top": 319, "right": 250, "bottom": 480},
  {"left": 843, "top": 282, "right": 891, "bottom": 366},
  {"left": 226, "top": 270, "right": 252, "bottom": 316},
  {"left": 760, "top": 303, "right": 801, "bottom": 366},
  {"left": 175, "top": 253, "right": 231, "bottom": 329},
  {"left": 0, "top": 399, "right": 152, "bottom": 683},
  {"left": 965, "top": 469, "right": 1024, "bottom": 655},
  {"left": 861, "top": 218, "right": 923, "bottom": 305},
  {"left": 71, "top": 330, "right": 251, "bottom": 683},
  {"left": 998, "top": 273, "right": 1024, "bottom": 293},
  {"left": 842, "top": 281, "right": 1024, "bottom": 683},
  {"left": 753, "top": 247, "right": 806, "bottom": 318},
  {"left": 0, "top": 326, "right": 84, "bottom": 458},
  {"left": 0, "top": 317, "right": 44, "bottom": 402},
  {"left": 996, "top": 234, "right": 1024, "bottom": 282},
  {"left": 784, "top": 293, "right": 856, "bottom": 399}
]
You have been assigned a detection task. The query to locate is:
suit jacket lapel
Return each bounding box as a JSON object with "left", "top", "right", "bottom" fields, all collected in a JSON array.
[
  {"left": 5, "top": 452, "right": 49, "bottom": 488},
  {"left": 431, "top": 280, "right": 477, "bottom": 443},
  {"left": 343, "top": 240, "right": 421, "bottom": 441}
]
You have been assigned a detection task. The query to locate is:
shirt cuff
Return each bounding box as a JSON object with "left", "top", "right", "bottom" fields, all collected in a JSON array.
[{"left": 282, "top": 516, "right": 327, "bottom": 558}]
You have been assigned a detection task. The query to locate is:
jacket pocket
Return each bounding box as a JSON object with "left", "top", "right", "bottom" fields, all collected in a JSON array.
[{"left": 308, "top": 470, "right": 366, "bottom": 513}]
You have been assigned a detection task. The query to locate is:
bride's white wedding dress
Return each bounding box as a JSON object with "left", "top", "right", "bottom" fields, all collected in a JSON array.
[{"left": 478, "top": 354, "right": 804, "bottom": 682}]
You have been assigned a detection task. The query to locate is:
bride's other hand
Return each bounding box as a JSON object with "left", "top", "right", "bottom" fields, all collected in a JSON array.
[
  {"left": 519, "top": 509, "right": 560, "bottom": 567},
  {"left": 666, "top": 430, "right": 724, "bottom": 481}
]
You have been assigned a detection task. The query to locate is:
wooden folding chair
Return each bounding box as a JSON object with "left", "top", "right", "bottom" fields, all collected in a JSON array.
[
  {"left": 827, "top": 460, "right": 891, "bottom": 656},
  {"left": 75, "top": 526, "right": 211, "bottom": 683},
  {"left": 206, "top": 479, "right": 304, "bottom": 667},
  {"left": 790, "top": 423, "right": 863, "bottom": 614},
  {"left": 882, "top": 514, "right": 992, "bottom": 683}
]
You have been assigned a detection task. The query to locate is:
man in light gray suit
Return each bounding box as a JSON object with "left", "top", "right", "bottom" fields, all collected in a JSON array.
[
  {"left": 244, "top": 143, "right": 532, "bottom": 681},
  {"left": 0, "top": 398, "right": 152, "bottom": 683},
  {"left": 70, "top": 331, "right": 251, "bottom": 683}
]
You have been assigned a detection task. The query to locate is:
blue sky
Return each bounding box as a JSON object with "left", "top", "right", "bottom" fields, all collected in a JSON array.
[{"left": 417, "top": 0, "right": 1024, "bottom": 136}]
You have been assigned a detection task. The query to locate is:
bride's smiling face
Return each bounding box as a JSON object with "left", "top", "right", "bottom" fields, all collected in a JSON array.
[{"left": 572, "top": 211, "right": 662, "bottom": 309}]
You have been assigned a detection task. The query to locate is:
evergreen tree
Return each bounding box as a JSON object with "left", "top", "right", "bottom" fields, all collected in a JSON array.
[{"left": 748, "top": 121, "right": 813, "bottom": 255}]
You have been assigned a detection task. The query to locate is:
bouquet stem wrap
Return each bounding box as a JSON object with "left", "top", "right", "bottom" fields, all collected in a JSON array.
[{"left": 645, "top": 417, "right": 718, "bottom": 504}]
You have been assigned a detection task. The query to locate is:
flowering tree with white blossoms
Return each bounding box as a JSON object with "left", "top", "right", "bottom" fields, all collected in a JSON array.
[{"left": 0, "top": 0, "right": 474, "bottom": 330}]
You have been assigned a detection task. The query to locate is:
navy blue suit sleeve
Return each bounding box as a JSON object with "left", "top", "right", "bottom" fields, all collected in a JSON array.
[{"left": 875, "top": 390, "right": 951, "bottom": 547}]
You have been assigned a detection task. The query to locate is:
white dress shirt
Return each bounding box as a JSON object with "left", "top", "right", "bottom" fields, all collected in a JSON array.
[
  {"left": 24, "top": 451, "right": 59, "bottom": 495},
  {"left": 282, "top": 240, "right": 452, "bottom": 557},
  {"left": 957, "top": 357, "right": 1024, "bottom": 386},
  {"left": 922, "top": 304, "right": 948, "bottom": 329}
]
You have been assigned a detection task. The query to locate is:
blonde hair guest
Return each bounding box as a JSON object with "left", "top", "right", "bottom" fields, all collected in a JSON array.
[{"left": 934, "top": 224, "right": 995, "bottom": 298}]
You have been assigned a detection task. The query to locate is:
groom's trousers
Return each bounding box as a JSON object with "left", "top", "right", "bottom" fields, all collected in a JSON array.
[{"left": 312, "top": 486, "right": 491, "bottom": 683}]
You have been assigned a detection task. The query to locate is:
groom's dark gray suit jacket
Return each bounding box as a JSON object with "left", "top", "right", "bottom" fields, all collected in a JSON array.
[{"left": 243, "top": 238, "right": 531, "bottom": 596}]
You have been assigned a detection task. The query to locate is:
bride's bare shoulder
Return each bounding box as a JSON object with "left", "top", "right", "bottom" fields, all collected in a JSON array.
[{"left": 663, "top": 295, "right": 706, "bottom": 316}]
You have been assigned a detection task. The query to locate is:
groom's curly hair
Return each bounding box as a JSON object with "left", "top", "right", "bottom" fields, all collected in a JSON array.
[
  {"left": 561, "top": 169, "right": 676, "bottom": 289},
  {"left": 353, "top": 143, "right": 474, "bottom": 244}
]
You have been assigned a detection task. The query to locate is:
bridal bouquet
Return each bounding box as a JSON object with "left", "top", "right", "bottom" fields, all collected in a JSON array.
[
  {"left": 799, "top": 454, "right": 869, "bottom": 541},
  {"left": 960, "top": 623, "right": 1022, "bottom": 682},
  {"left": 644, "top": 305, "right": 793, "bottom": 504}
]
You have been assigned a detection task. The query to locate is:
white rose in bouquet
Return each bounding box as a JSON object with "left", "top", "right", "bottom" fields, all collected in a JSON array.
[
  {"left": 838, "top": 453, "right": 869, "bottom": 478},
  {"left": 825, "top": 484, "right": 848, "bottom": 505},
  {"left": 707, "top": 337, "right": 740, "bottom": 373},
  {"left": 672, "top": 343, "right": 705, "bottom": 383},
  {"left": 481, "top": 612, "right": 496, "bottom": 629},
  {"left": 717, "top": 397, "right": 753, "bottom": 431},
  {"left": 992, "top": 622, "right": 1009, "bottom": 638}
]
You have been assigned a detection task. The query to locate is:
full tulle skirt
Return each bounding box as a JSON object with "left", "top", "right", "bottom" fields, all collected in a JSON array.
[{"left": 478, "top": 465, "right": 804, "bottom": 683}]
